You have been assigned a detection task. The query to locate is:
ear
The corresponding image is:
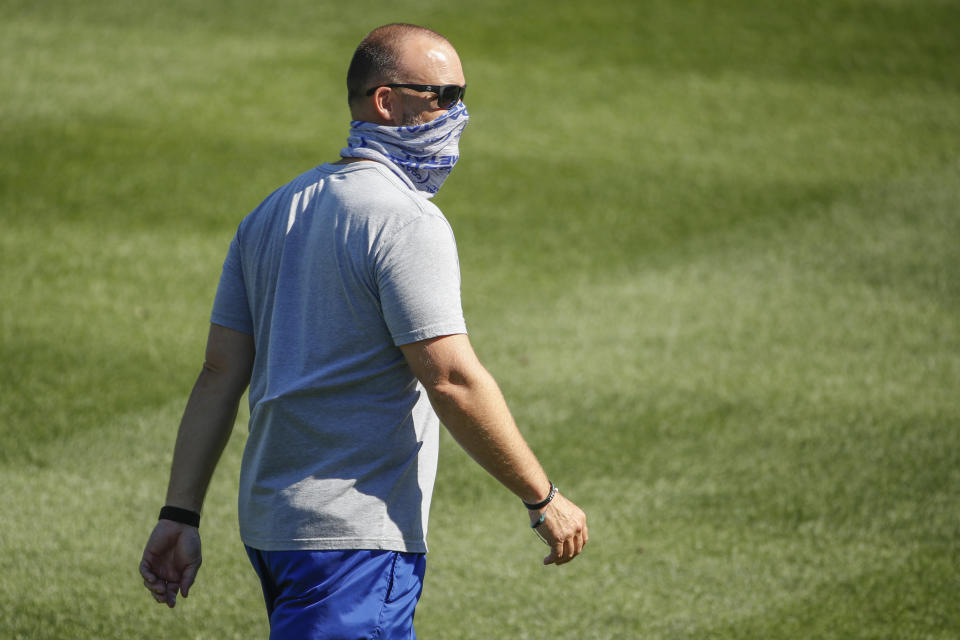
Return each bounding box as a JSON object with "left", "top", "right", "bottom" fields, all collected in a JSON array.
[{"left": 371, "top": 86, "right": 400, "bottom": 125}]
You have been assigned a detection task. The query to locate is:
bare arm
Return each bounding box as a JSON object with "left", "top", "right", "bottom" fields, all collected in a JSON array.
[
  {"left": 399, "top": 333, "right": 587, "bottom": 565},
  {"left": 163, "top": 323, "right": 255, "bottom": 511},
  {"left": 140, "top": 323, "right": 254, "bottom": 607}
]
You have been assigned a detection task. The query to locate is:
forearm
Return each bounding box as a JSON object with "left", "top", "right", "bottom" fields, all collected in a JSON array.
[
  {"left": 426, "top": 366, "right": 552, "bottom": 505},
  {"left": 164, "top": 366, "right": 244, "bottom": 512},
  {"left": 401, "top": 334, "right": 587, "bottom": 564}
]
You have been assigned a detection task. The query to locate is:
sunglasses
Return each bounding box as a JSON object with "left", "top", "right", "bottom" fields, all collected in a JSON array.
[{"left": 365, "top": 83, "right": 466, "bottom": 109}]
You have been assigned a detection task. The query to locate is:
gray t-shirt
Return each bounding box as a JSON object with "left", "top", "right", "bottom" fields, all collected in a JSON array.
[{"left": 211, "top": 161, "right": 467, "bottom": 552}]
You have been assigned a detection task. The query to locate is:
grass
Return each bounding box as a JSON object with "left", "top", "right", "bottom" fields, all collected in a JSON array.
[{"left": 1, "top": 0, "right": 958, "bottom": 637}]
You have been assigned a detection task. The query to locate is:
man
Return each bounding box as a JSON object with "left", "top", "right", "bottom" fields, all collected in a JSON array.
[{"left": 139, "top": 23, "right": 587, "bottom": 638}]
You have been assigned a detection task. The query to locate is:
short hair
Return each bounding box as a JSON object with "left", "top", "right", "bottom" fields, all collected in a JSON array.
[{"left": 346, "top": 23, "right": 450, "bottom": 107}]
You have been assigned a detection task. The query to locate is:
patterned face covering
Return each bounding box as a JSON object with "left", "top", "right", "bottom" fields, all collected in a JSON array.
[{"left": 339, "top": 102, "right": 469, "bottom": 198}]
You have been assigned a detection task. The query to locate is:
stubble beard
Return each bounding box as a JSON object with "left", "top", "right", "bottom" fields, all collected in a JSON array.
[{"left": 399, "top": 107, "right": 428, "bottom": 127}]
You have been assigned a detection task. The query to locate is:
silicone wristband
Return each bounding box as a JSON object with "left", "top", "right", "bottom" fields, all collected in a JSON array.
[
  {"left": 522, "top": 482, "right": 557, "bottom": 510},
  {"left": 158, "top": 505, "right": 201, "bottom": 528}
]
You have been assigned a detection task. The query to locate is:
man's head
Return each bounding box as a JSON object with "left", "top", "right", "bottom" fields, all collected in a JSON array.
[{"left": 347, "top": 23, "right": 466, "bottom": 126}]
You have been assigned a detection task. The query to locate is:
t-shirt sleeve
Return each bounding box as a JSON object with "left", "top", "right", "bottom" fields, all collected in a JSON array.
[
  {"left": 210, "top": 233, "right": 254, "bottom": 335},
  {"left": 377, "top": 214, "right": 467, "bottom": 346}
]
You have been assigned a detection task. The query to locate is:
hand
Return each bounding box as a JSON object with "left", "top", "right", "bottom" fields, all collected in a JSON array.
[
  {"left": 139, "top": 519, "right": 202, "bottom": 608},
  {"left": 530, "top": 492, "right": 588, "bottom": 566}
]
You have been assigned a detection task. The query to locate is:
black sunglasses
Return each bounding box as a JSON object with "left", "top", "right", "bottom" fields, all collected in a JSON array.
[{"left": 365, "top": 83, "right": 466, "bottom": 108}]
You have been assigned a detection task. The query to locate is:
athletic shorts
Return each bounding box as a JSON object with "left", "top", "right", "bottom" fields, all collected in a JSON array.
[{"left": 245, "top": 546, "right": 426, "bottom": 640}]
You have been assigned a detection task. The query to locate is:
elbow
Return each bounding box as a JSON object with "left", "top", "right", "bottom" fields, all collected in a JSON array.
[
  {"left": 197, "top": 357, "right": 251, "bottom": 399},
  {"left": 420, "top": 367, "right": 492, "bottom": 415},
  {"left": 421, "top": 375, "right": 465, "bottom": 408}
]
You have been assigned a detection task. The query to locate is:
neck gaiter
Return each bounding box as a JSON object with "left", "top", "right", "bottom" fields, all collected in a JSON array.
[{"left": 340, "top": 102, "right": 469, "bottom": 198}]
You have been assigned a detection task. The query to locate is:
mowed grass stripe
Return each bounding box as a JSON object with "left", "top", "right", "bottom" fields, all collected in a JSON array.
[
  {"left": 1, "top": 0, "right": 958, "bottom": 637},
  {"left": 0, "top": 224, "right": 222, "bottom": 461},
  {"left": 0, "top": 399, "right": 264, "bottom": 639},
  {"left": 422, "top": 166, "right": 959, "bottom": 637}
]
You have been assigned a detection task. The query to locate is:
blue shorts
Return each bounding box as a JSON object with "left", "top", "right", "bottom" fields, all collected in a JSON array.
[{"left": 245, "top": 546, "right": 426, "bottom": 640}]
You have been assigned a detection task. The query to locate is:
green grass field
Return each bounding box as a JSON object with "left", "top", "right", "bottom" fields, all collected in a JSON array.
[{"left": 2, "top": 1, "right": 958, "bottom": 637}]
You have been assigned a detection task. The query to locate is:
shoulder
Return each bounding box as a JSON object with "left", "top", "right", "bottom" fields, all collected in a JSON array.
[
  {"left": 333, "top": 162, "right": 450, "bottom": 227},
  {"left": 237, "top": 166, "right": 327, "bottom": 226}
]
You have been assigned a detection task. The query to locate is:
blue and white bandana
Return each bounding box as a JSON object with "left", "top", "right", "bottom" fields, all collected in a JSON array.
[{"left": 340, "top": 102, "right": 469, "bottom": 198}]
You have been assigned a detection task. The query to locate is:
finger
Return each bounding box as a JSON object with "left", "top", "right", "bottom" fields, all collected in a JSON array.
[
  {"left": 543, "top": 538, "right": 561, "bottom": 565},
  {"left": 566, "top": 535, "right": 580, "bottom": 562},
  {"left": 553, "top": 538, "right": 564, "bottom": 562},
  {"left": 139, "top": 559, "right": 157, "bottom": 583},
  {"left": 142, "top": 574, "right": 164, "bottom": 592},
  {"left": 165, "top": 582, "right": 180, "bottom": 608},
  {"left": 572, "top": 534, "right": 583, "bottom": 557},
  {"left": 180, "top": 565, "right": 199, "bottom": 598},
  {"left": 144, "top": 578, "right": 166, "bottom": 596}
]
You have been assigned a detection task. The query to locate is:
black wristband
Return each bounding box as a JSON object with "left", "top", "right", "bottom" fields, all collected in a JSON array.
[
  {"left": 158, "top": 505, "right": 201, "bottom": 528},
  {"left": 523, "top": 482, "right": 557, "bottom": 510}
]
